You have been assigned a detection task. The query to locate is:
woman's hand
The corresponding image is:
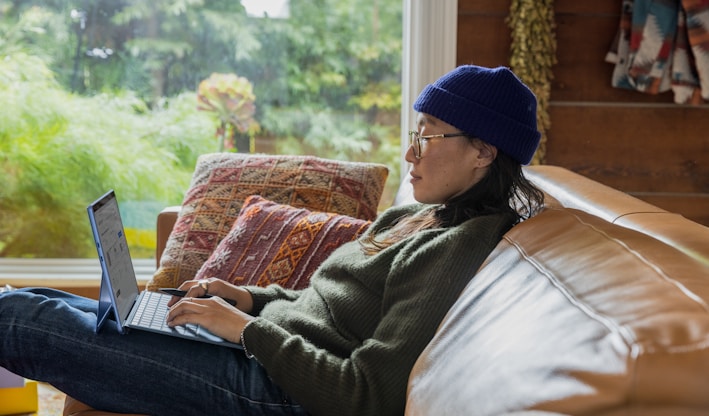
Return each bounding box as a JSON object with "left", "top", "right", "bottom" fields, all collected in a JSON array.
[
  {"left": 164, "top": 278, "right": 256, "bottom": 344},
  {"left": 166, "top": 277, "right": 254, "bottom": 313},
  {"left": 166, "top": 295, "right": 253, "bottom": 344}
]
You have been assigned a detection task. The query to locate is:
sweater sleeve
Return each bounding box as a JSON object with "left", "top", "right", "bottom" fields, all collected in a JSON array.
[
  {"left": 241, "top": 211, "right": 515, "bottom": 416},
  {"left": 245, "top": 284, "right": 302, "bottom": 315}
]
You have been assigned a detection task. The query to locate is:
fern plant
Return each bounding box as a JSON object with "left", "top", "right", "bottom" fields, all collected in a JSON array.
[{"left": 0, "top": 53, "right": 213, "bottom": 258}]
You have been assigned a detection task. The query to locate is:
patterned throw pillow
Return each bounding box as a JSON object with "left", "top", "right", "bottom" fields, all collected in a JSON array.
[
  {"left": 146, "top": 153, "right": 388, "bottom": 291},
  {"left": 194, "top": 195, "right": 371, "bottom": 290}
]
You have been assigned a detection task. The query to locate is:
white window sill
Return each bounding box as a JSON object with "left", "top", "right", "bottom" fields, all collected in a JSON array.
[{"left": 0, "top": 258, "right": 155, "bottom": 288}]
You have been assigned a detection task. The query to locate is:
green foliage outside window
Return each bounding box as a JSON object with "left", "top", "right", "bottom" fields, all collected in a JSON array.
[
  {"left": 0, "top": 53, "right": 213, "bottom": 257},
  {"left": 0, "top": 0, "right": 402, "bottom": 259}
]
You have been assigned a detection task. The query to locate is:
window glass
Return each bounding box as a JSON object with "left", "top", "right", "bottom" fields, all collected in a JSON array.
[{"left": 0, "top": 0, "right": 402, "bottom": 259}]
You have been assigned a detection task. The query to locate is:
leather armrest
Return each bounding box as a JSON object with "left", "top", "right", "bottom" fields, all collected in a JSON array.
[
  {"left": 155, "top": 206, "right": 180, "bottom": 267},
  {"left": 523, "top": 165, "right": 666, "bottom": 222}
]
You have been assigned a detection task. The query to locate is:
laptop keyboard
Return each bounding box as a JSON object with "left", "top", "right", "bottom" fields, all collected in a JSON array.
[{"left": 130, "top": 290, "right": 201, "bottom": 335}]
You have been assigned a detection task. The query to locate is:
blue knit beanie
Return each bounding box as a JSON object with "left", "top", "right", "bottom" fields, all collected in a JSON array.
[{"left": 413, "top": 65, "right": 541, "bottom": 165}]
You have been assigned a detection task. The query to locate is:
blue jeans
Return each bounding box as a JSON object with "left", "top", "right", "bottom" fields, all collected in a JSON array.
[{"left": 0, "top": 288, "right": 307, "bottom": 415}]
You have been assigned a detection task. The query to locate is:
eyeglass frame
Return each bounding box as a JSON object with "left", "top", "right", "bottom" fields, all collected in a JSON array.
[{"left": 408, "top": 130, "right": 474, "bottom": 160}]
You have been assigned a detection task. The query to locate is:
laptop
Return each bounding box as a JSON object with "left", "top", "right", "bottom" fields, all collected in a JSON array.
[{"left": 87, "top": 189, "right": 241, "bottom": 349}]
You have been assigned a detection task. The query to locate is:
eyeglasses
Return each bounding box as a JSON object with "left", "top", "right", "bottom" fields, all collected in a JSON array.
[{"left": 408, "top": 130, "right": 473, "bottom": 159}]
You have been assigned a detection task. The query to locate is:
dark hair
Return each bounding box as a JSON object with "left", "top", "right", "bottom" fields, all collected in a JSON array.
[
  {"left": 437, "top": 150, "right": 544, "bottom": 227},
  {"left": 360, "top": 149, "right": 544, "bottom": 254}
]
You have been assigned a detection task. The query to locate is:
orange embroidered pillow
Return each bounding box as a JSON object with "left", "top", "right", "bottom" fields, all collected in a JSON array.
[
  {"left": 146, "top": 153, "right": 388, "bottom": 291},
  {"left": 194, "top": 195, "right": 370, "bottom": 289}
]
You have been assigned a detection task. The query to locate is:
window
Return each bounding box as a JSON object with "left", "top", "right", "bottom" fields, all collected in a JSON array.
[{"left": 0, "top": 0, "right": 457, "bottom": 285}]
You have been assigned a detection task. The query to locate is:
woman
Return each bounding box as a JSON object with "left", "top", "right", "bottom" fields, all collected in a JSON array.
[{"left": 0, "top": 65, "right": 544, "bottom": 415}]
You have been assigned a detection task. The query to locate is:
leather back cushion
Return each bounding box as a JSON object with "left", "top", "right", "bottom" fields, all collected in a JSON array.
[
  {"left": 406, "top": 208, "right": 709, "bottom": 415},
  {"left": 523, "top": 165, "right": 709, "bottom": 267}
]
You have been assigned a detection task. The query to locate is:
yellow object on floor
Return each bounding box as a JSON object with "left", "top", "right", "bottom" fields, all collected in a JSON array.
[{"left": 0, "top": 379, "right": 38, "bottom": 415}]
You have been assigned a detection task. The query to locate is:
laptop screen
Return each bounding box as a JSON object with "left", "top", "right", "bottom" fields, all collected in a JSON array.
[{"left": 88, "top": 190, "right": 139, "bottom": 323}]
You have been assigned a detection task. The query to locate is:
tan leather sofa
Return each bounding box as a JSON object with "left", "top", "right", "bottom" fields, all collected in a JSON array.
[{"left": 64, "top": 165, "right": 709, "bottom": 415}]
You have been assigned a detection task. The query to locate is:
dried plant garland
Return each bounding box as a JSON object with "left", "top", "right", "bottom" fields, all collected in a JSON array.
[{"left": 507, "top": 0, "right": 557, "bottom": 165}]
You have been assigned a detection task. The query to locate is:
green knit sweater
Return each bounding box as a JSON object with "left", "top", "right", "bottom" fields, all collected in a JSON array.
[{"left": 243, "top": 203, "right": 515, "bottom": 416}]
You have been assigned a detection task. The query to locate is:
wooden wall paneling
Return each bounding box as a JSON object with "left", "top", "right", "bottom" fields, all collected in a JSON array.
[
  {"left": 546, "top": 105, "right": 709, "bottom": 193},
  {"left": 547, "top": 0, "right": 709, "bottom": 226},
  {"left": 457, "top": 0, "right": 510, "bottom": 67},
  {"left": 546, "top": 103, "right": 709, "bottom": 225},
  {"left": 554, "top": 0, "right": 620, "bottom": 15},
  {"left": 457, "top": 0, "right": 508, "bottom": 14},
  {"left": 457, "top": 0, "right": 709, "bottom": 226},
  {"left": 457, "top": 14, "right": 510, "bottom": 67}
]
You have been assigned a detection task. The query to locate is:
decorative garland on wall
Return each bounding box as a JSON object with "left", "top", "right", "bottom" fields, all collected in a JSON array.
[{"left": 507, "top": 0, "right": 557, "bottom": 165}]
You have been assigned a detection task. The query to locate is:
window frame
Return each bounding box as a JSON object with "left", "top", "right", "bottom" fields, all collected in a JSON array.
[{"left": 400, "top": 0, "right": 458, "bottom": 179}]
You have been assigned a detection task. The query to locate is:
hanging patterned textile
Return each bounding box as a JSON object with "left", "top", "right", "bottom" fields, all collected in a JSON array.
[{"left": 606, "top": 0, "right": 709, "bottom": 104}]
